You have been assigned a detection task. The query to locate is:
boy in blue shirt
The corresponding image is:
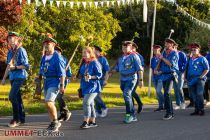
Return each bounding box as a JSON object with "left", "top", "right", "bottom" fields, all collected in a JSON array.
[
  {"left": 112, "top": 41, "right": 144, "bottom": 124},
  {"left": 187, "top": 43, "right": 209, "bottom": 116},
  {"left": 93, "top": 45, "right": 109, "bottom": 118},
  {"left": 54, "top": 46, "right": 72, "bottom": 122},
  {"left": 173, "top": 44, "right": 187, "bottom": 110},
  {"left": 40, "top": 37, "right": 66, "bottom": 132},
  {"left": 1, "top": 32, "right": 29, "bottom": 127},
  {"left": 155, "top": 38, "right": 179, "bottom": 120},
  {"left": 151, "top": 45, "right": 164, "bottom": 111}
]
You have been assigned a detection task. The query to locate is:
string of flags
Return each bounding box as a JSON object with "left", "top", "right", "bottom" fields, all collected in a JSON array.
[
  {"left": 19, "top": 0, "right": 144, "bottom": 8},
  {"left": 175, "top": 3, "right": 210, "bottom": 30}
]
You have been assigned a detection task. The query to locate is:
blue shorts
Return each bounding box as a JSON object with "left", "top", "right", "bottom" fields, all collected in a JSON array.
[{"left": 44, "top": 87, "right": 59, "bottom": 102}]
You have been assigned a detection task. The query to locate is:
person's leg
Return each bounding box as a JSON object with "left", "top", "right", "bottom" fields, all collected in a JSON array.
[
  {"left": 17, "top": 89, "right": 25, "bottom": 123},
  {"left": 178, "top": 73, "right": 185, "bottom": 104},
  {"left": 95, "top": 93, "right": 106, "bottom": 114},
  {"left": 154, "top": 80, "right": 164, "bottom": 109},
  {"left": 188, "top": 85, "right": 198, "bottom": 114},
  {"left": 173, "top": 80, "right": 181, "bottom": 107},
  {"left": 8, "top": 79, "right": 25, "bottom": 126},
  {"left": 196, "top": 80, "right": 205, "bottom": 115},
  {"left": 206, "top": 79, "right": 210, "bottom": 105},
  {"left": 163, "top": 78, "right": 173, "bottom": 120}
]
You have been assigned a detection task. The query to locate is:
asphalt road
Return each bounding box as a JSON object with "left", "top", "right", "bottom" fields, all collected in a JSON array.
[{"left": 0, "top": 105, "right": 210, "bottom": 140}]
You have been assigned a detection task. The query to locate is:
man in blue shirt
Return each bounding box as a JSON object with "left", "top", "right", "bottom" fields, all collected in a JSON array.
[
  {"left": 1, "top": 32, "right": 29, "bottom": 127},
  {"left": 93, "top": 45, "right": 109, "bottom": 118},
  {"left": 112, "top": 41, "right": 144, "bottom": 124},
  {"left": 187, "top": 43, "right": 209, "bottom": 116},
  {"left": 204, "top": 41, "right": 210, "bottom": 106},
  {"left": 155, "top": 38, "right": 179, "bottom": 120},
  {"left": 54, "top": 46, "right": 72, "bottom": 122},
  {"left": 40, "top": 37, "right": 66, "bottom": 132},
  {"left": 173, "top": 44, "right": 187, "bottom": 110}
]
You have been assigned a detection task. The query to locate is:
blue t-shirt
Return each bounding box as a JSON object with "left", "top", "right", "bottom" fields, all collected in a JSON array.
[
  {"left": 205, "top": 52, "right": 210, "bottom": 78},
  {"left": 79, "top": 60, "right": 102, "bottom": 95},
  {"left": 151, "top": 56, "right": 162, "bottom": 81},
  {"left": 6, "top": 47, "right": 29, "bottom": 80},
  {"left": 40, "top": 52, "right": 66, "bottom": 90},
  {"left": 178, "top": 51, "right": 187, "bottom": 73},
  {"left": 187, "top": 56, "right": 209, "bottom": 86},
  {"left": 97, "top": 56, "right": 110, "bottom": 86},
  {"left": 115, "top": 53, "right": 143, "bottom": 81},
  {"left": 137, "top": 53, "right": 145, "bottom": 67},
  {"left": 160, "top": 50, "right": 179, "bottom": 81}
]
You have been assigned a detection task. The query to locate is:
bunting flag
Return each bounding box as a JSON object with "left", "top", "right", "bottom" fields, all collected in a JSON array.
[
  {"left": 70, "top": 2, "right": 74, "bottom": 8},
  {"left": 35, "top": 0, "right": 39, "bottom": 6},
  {"left": 111, "top": 1, "right": 115, "bottom": 6},
  {"left": 77, "top": 2, "right": 81, "bottom": 8},
  {"left": 117, "top": 1, "right": 120, "bottom": 6},
  {"left": 19, "top": 0, "right": 22, "bottom": 4},
  {"left": 176, "top": 3, "right": 210, "bottom": 29},
  {"left": 122, "top": 0, "right": 125, "bottom": 5},
  {"left": 100, "top": 1, "right": 104, "bottom": 7},
  {"left": 42, "top": 0, "right": 47, "bottom": 7},
  {"left": 89, "top": 2, "right": 92, "bottom": 8},
  {"left": 50, "top": 0, "right": 53, "bottom": 7},
  {"left": 106, "top": 1, "right": 110, "bottom": 7},
  {"left": 127, "top": 0, "right": 130, "bottom": 5},
  {"left": 143, "top": 0, "right": 148, "bottom": 22},
  {"left": 63, "top": 1, "right": 67, "bottom": 7},
  {"left": 27, "top": 0, "right": 31, "bottom": 5},
  {"left": 82, "top": 2, "right": 87, "bottom": 9},
  {"left": 56, "top": 1, "right": 60, "bottom": 7},
  {"left": 94, "top": 2, "right": 98, "bottom": 8}
]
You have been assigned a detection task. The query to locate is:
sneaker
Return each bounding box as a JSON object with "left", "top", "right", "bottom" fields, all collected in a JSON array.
[
  {"left": 180, "top": 103, "right": 186, "bottom": 110},
  {"left": 101, "top": 108, "right": 108, "bottom": 117},
  {"left": 163, "top": 114, "right": 174, "bottom": 120},
  {"left": 47, "top": 121, "right": 61, "bottom": 132},
  {"left": 88, "top": 122, "right": 98, "bottom": 128},
  {"left": 190, "top": 111, "right": 199, "bottom": 116},
  {"left": 8, "top": 120, "right": 20, "bottom": 128},
  {"left": 205, "top": 101, "right": 210, "bottom": 106},
  {"left": 187, "top": 103, "right": 194, "bottom": 108},
  {"left": 64, "top": 112, "right": 72, "bottom": 121},
  {"left": 154, "top": 107, "right": 164, "bottom": 112},
  {"left": 132, "top": 116, "right": 138, "bottom": 122},
  {"left": 80, "top": 121, "right": 90, "bottom": 129},
  {"left": 124, "top": 114, "right": 134, "bottom": 124},
  {"left": 58, "top": 113, "right": 66, "bottom": 122},
  {"left": 137, "top": 104, "right": 143, "bottom": 114},
  {"left": 199, "top": 110, "right": 205, "bottom": 116},
  {"left": 173, "top": 105, "right": 180, "bottom": 110}
]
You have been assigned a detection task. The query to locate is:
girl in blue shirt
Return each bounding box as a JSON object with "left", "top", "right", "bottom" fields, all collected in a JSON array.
[{"left": 78, "top": 47, "right": 102, "bottom": 129}]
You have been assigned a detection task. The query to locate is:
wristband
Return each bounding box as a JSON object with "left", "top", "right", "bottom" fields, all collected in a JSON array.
[
  {"left": 139, "top": 79, "right": 143, "bottom": 81},
  {"left": 60, "top": 84, "right": 64, "bottom": 87},
  {"left": 15, "top": 66, "right": 17, "bottom": 70}
]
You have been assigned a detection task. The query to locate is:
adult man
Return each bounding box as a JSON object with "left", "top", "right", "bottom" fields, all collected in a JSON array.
[
  {"left": 93, "top": 45, "right": 109, "bottom": 117},
  {"left": 40, "top": 37, "right": 66, "bottom": 132},
  {"left": 113, "top": 41, "right": 143, "bottom": 123},
  {"left": 155, "top": 38, "right": 179, "bottom": 120},
  {"left": 187, "top": 43, "right": 209, "bottom": 116},
  {"left": 54, "top": 46, "right": 72, "bottom": 121},
  {"left": 1, "top": 32, "right": 29, "bottom": 127},
  {"left": 173, "top": 44, "right": 187, "bottom": 110}
]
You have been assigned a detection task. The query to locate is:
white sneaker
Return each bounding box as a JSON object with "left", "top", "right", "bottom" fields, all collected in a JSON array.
[
  {"left": 180, "top": 103, "right": 186, "bottom": 109},
  {"left": 101, "top": 108, "right": 108, "bottom": 117},
  {"left": 206, "top": 101, "right": 210, "bottom": 106},
  {"left": 173, "top": 105, "right": 180, "bottom": 110}
]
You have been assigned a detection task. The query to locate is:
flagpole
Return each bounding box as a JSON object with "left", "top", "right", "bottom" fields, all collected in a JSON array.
[{"left": 148, "top": 0, "right": 157, "bottom": 97}]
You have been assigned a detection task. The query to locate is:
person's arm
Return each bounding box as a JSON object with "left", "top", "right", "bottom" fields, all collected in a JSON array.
[
  {"left": 159, "top": 55, "right": 172, "bottom": 67},
  {"left": 200, "top": 70, "right": 209, "bottom": 79}
]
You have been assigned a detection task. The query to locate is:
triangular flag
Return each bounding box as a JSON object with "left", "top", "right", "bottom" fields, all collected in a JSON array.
[
  {"left": 111, "top": 1, "right": 115, "bottom": 6},
  {"left": 70, "top": 2, "right": 74, "bottom": 8},
  {"left": 131, "top": 0, "right": 135, "bottom": 4},
  {"left": 106, "top": 1, "right": 110, "bottom": 7},
  {"left": 127, "top": 0, "right": 131, "bottom": 5},
  {"left": 56, "top": 1, "right": 60, "bottom": 7},
  {"left": 35, "top": 0, "right": 39, "bottom": 6},
  {"left": 19, "top": 0, "right": 22, "bottom": 4},
  {"left": 122, "top": 0, "right": 125, "bottom": 5},
  {"left": 136, "top": 0, "right": 140, "bottom": 4},
  {"left": 89, "top": 2, "right": 92, "bottom": 7},
  {"left": 63, "top": 1, "right": 67, "bottom": 7},
  {"left": 77, "top": 2, "right": 81, "bottom": 8},
  {"left": 82, "top": 2, "right": 87, "bottom": 9},
  {"left": 143, "top": 0, "right": 148, "bottom": 22},
  {"left": 94, "top": 2, "right": 98, "bottom": 8},
  {"left": 50, "top": 0, "right": 53, "bottom": 7},
  {"left": 101, "top": 1, "right": 104, "bottom": 7},
  {"left": 117, "top": 1, "right": 120, "bottom": 6},
  {"left": 27, "top": 0, "right": 31, "bottom": 5},
  {"left": 42, "top": 0, "right": 47, "bottom": 7}
]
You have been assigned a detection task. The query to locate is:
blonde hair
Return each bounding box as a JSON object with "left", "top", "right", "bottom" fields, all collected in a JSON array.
[{"left": 83, "top": 46, "right": 96, "bottom": 60}]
